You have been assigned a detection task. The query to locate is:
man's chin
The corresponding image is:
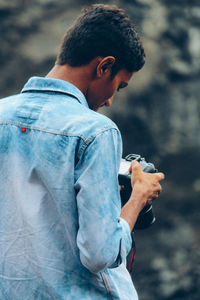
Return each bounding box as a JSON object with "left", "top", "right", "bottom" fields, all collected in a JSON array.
[
  {"left": 88, "top": 104, "right": 99, "bottom": 112},
  {"left": 88, "top": 102, "right": 105, "bottom": 112}
]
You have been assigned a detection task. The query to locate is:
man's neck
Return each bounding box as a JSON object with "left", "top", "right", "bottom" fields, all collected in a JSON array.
[
  {"left": 46, "top": 62, "right": 98, "bottom": 96},
  {"left": 46, "top": 64, "right": 89, "bottom": 95}
]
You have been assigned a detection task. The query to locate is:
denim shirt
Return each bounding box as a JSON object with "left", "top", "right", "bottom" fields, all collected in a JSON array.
[{"left": 0, "top": 77, "right": 138, "bottom": 300}]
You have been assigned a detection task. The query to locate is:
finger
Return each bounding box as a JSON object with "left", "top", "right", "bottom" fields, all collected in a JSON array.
[
  {"left": 158, "top": 186, "right": 162, "bottom": 194},
  {"left": 155, "top": 172, "right": 165, "bottom": 181},
  {"left": 157, "top": 189, "right": 161, "bottom": 195},
  {"left": 155, "top": 184, "right": 162, "bottom": 194},
  {"left": 152, "top": 185, "right": 163, "bottom": 199},
  {"left": 152, "top": 191, "right": 159, "bottom": 198},
  {"left": 128, "top": 160, "right": 142, "bottom": 173},
  {"left": 148, "top": 193, "right": 158, "bottom": 204}
]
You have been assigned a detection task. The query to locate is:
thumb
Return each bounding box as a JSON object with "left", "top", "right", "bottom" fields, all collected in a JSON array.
[{"left": 128, "top": 160, "right": 142, "bottom": 174}]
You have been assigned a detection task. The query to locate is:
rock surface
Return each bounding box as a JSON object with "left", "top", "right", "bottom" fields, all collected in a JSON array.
[{"left": 0, "top": 0, "right": 199, "bottom": 299}]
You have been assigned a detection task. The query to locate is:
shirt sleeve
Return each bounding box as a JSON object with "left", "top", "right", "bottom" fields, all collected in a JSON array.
[{"left": 74, "top": 128, "right": 132, "bottom": 273}]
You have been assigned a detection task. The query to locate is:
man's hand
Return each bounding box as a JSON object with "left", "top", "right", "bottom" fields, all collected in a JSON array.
[
  {"left": 120, "top": 160, "right": 165, "bottom": 231},
  {"left": 129, "top": 160, "right": 164, "bottom": 209}
]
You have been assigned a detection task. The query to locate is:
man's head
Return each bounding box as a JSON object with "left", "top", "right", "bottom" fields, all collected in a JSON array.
[
  {"left": 54, "top": 4, "right": 145, "bottom": 111},
  {"left": 57, "top": 4, "right": 145, "bottom": 75}
]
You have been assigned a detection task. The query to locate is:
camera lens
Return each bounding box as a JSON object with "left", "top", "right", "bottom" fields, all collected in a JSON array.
[{"left": 134, "top": 204, "right": 155, "bottom": 229}]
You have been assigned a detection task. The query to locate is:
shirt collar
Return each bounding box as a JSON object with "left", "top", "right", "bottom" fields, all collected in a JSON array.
[{"left": 21, "top": 76, "right": 89, "bottom": 108}]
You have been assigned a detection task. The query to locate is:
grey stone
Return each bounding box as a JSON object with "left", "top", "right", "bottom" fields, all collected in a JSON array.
[{"left": 0, "top": 0, "right": 19, "bottom": 9}]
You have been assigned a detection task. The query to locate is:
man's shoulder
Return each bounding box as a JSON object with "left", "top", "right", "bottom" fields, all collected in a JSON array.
[
  {"left": 0, "top": 94, "right": 21, "bottom": 118},
  {"left": 0, "top": 88, "right": 120, "bottom": 143},
  {"left": 0, "top": 93, "right": 20, "bottom": 104},
  {"left": 71, "top": 107, "right": 120, "bottom": 140},
  {"left": 86, "top": 109, "right": 118, "bottom": 130}
]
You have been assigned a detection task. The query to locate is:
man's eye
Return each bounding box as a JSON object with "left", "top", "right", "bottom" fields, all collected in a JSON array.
[{"left": 117, "top": 83, "right": 128, "bottom": 92}]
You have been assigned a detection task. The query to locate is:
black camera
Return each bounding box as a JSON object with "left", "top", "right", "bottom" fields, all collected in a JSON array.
[{"left": 118, "top": 154, "right": 158, "bottom": 230}]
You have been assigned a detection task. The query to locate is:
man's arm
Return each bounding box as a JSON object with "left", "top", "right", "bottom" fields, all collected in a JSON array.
[
  {"left": 74, "top": 128, "right": 132, "bottom": 273},
  {"left": 74, "top": 128, "right": 164, "bottom": 273}
]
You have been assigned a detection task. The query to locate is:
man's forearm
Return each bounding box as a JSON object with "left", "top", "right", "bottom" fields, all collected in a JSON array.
[{"left": 120, "top": 191, "right": 143, "bottom": 232}]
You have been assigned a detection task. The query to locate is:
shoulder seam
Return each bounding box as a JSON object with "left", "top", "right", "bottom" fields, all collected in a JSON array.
[
  {"left": 85, "top": 126, "right": 119, "bottom": 144},
  {"left": 78, "top": 126, "right": 120, "bottom": 159}
]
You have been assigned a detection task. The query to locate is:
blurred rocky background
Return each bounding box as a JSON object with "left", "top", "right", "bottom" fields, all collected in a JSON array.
[{"left": 0, "top": 0, "right": 199, "bottom": 299}]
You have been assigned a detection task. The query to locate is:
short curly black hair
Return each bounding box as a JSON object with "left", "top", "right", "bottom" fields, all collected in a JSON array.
[{"left": 57, "top": 4, "right": 145, "bottom": 76}]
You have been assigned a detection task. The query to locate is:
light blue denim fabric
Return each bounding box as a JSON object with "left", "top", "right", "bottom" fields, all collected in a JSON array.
[{"left": 0, "top": 77, "right": 138, "bottom": 300}]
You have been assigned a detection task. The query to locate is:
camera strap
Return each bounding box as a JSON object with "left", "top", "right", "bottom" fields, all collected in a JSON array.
[{"left": 127, "top": 232, "right": 136, "bottom": 273}]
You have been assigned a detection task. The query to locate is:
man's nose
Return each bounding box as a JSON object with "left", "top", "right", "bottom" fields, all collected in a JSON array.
[{"left": 105, "top": 97, "right": 113, "bottom": 107}]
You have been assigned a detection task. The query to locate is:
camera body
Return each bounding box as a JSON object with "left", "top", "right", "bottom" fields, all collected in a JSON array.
[{"left": 118, "top": 154, "right": 158, "bottom": 230}]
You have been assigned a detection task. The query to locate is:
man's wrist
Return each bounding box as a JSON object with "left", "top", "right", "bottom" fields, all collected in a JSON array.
[
  {"left": 129, "top": 188, "right": 146, "bottom": 213},
  {"left": 120, "top": 196, "right": 143, "bottom": 231}
]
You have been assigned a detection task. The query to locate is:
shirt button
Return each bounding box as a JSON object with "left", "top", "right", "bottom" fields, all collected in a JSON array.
[{"left": 21, "top": 127, "right": 26, "bottom": 133}]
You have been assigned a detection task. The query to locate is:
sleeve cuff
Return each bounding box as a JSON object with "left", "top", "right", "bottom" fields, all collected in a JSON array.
[
  {"left": 119, "top": 217, "right": 132, "bottom": 258},
  {"left": 109, "top": 217, "right": 132, "bottom": 269}
]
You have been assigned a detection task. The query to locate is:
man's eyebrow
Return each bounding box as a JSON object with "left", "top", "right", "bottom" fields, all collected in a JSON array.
[{"left": 117, "top": 82, "right": 128, "bottom": 91}]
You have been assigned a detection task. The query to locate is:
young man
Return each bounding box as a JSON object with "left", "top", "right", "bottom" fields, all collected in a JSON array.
[{"left": 0, "top": 4, "right": 164, "bottom": 300}]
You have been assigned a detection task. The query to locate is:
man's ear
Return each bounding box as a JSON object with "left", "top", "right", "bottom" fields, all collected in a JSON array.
[{"left": 96, "top": 56, "right": 116, "bottom": 78}]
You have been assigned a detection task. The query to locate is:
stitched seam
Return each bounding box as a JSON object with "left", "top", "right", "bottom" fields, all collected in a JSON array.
[
  {"left": 0, "top": 121, "right": 87, "bottom": 142},
  {"left": 100, "top": 272, "right": 114, "bottom": 300},
  {"left": 75, "top": 126, "right": 120, "bottom": 160},
  {"left": 21, "top": 89, "right": 82, "bottom": 104},
  {"left": 85, "top": 126, "right": 119, "bottom": 144},
  {"left": 16, "top": 93, "right": 49, "bottom": 120},
  {"left": 18, "top": 92, "right": 75, "bottom": 120}
]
